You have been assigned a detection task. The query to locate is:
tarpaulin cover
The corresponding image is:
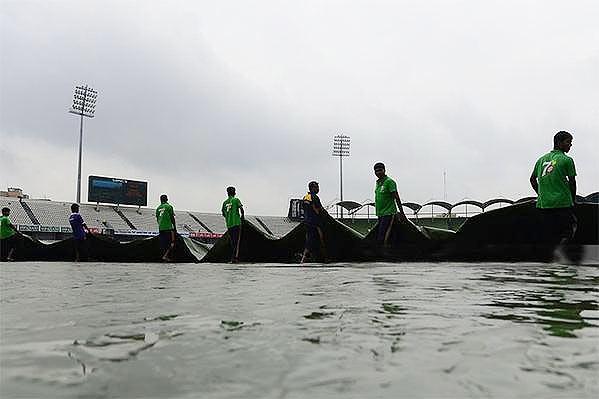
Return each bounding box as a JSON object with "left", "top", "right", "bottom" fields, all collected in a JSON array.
[
  {"left": 2, "top": 202, "right": 597, "bottom": 263},
  {"left": 360, "top": 215, "right": 455, "bottom": 261},
  {"left": 3, "top": 233, "right": 209, "bottom": 263},
  {"left": 201, "top": 213, "right": 366, "bottom": 263},
  {"left": 435, "top": 201, "right": 598, "bottom": 262}
]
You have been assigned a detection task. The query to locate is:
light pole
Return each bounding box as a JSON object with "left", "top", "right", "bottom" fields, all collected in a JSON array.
[
  {"left": 332, "top": 134, "right": 350, "bottom": 219},
  {"left": 69, "top": 85, "right": 97, "bottom": 204}
]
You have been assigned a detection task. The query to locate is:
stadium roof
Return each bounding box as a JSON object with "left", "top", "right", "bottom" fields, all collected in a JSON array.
[{"left": 329, "top": 192, "right": 599, "bottom": 214}]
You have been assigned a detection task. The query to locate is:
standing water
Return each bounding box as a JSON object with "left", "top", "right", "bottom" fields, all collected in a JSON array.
[{"left": 1, "top": 262, "right": 598, "bottom": 398}]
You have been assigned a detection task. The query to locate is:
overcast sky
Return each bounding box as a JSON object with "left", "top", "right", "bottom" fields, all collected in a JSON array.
[{"left": 1, "top": 0, "right": 597, "bottom": 215}]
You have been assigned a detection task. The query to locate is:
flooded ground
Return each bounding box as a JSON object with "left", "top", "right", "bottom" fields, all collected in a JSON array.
[{"left": 1, "top": 262, "right": 598, "bottom": 398}]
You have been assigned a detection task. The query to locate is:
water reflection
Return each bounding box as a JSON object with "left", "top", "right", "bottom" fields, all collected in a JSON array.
[
  {"left": 480, "top": 266, "right": 598, "bottom": 338},
  {"left": 484, "top": 296, "right": 597, "bottom": 338},
  {"left": 2, "top": 262, "right": 598, "bottom": 398}
]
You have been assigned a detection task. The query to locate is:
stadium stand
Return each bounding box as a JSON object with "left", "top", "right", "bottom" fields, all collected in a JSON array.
[
  {"left": 189, "top": 212, "right": 226, "bottom": 233},
  {"left": 25, "top": 199, "right": 72, "bottom": 227},
  {"left": 0, "top": 198, "right": 32, "bottom": 225},
  {"left": 119, "top": 206, "right": 160, "bottom": 231},
  {"left": 247, "top": 216, "right": 274, "bottom": 236},
  {"left": 173, "top": 212, "right": 206, "bottom": 233},
  {"left": 254, "top": 216, "right": 299, "bottom": 237},
  {"left": 78, "top": 203, "right": 132, "bottom": 230}
]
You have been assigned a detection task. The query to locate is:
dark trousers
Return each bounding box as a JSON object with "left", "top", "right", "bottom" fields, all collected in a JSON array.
[
  {"left": 1, "top": 235, "right": 17, "bottom": 261},
  {"left": 304, "top": 225, "right": 322, "bottom": 254},
  {"left": 228, "top": 225, "right": 240, "bottom": 260},
  {"left": 377, "top": 215, "right": 396, "bottom": 245},
  {"left": 159, "top": 230, "right": 175, "bottom": 253},
  {"left": 73, "top": 238, "right": 87, "bottom": 261},
  {"left": 539, "top": 207, "right": 577, "bottom": 244}
]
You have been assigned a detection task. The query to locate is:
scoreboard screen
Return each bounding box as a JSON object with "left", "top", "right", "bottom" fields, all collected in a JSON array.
[{"left": 88, "top": 176, "right": 147, "bottom": 206}]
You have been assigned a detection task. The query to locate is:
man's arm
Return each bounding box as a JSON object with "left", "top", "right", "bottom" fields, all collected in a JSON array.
[
  {"left": 392, "top": 191, "right": 407, "bottom": 220},
  {"left": 567, "top": 158, "right": 577, "bottom": 204},
  {"left": 568, "top": 176, "right": 577, "bottom": 204},
  {"left": 312, "top": 202, "right": 320, "bottom": 215},
  {"left": 313, "top": 196, "right": 327, "bottom": 215},
  {"left": 77, "top": 214, "right": 90, "bottom": 234},
  {"left": 530, "top": 172, "right": 539, "bottom": 194},
  {"left": 170, "top": 208, "right": 177, "bottom": 233},
  {"left": 237, "top": 198, "right": 245, "bottom": 220}
]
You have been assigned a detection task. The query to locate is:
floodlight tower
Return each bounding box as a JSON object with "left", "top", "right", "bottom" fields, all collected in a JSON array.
[
  {"left": 332, "top": 134, "right": 350, "bottom": 219},
  {"left": 69, "top": 85, "right": 97, "bottom": 203}
]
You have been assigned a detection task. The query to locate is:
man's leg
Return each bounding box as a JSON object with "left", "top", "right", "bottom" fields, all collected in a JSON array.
[
  {"left": 384, "top": 215, "right": 396, "bottom": 246},
  {"left": 301, "top": 226, "right": 310, "bottom": 263},
  {"left": 79, "top": 238, "right": 88, "bottom": 261},
  {"left": 539, "top": 209, "right": 560, "bottom": 245},
  {"left": 377, "top": 216, "right": 393, "bottom": 247},
  {"left": 555, "top": 208, "right": 578, "bottom": 244},
  {"left": 74, "top": 239, "right": 80, "bottom": 262},
  {"left": 0, "top": 238, "right": 6, "bottom": 261},
  {"left": 229, "top": 226, "right": 240, "bottom": 262},
  {"left": 302, "top": 226, "right": 317, "bottom": 263},
  {"left": 376, "top": 217, "right": 386, "bottom": 244},
  {"left": 160, "top": 231, "right": 174, "bottom": 261},
  {"left": 5, "top": 235, "right": 16, "bottom": 260},
  {"left": 316, "top": 226, "right": 328, "bottom": 262}
]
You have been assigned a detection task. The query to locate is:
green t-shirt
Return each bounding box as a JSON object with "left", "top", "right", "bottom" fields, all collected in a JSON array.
[
  {"left": 0, "top": 215, "right": 16, "bottom": 239},
  {"left": 222, "top": 196, "right": 243, "bottom": 229},
  {"left": 375, "top": 176, "right": 398, "bottom": 216},
  {"left": 156, "top": 202, "right": 175, "bottom": 231},
  {"left": 533, "top": 150, "right": 576, "bottom": 209}
]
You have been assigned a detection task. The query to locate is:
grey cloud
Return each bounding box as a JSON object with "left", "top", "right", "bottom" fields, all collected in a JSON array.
[{"left": 1, "top": 1, "right": 598, "bottom": 214}]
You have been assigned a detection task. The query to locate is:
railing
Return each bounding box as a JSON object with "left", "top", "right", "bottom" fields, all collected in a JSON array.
[
  {"left": 20, "top": 200, "right": 40, "bottom": 225},
  {"left": 16, "top": 224, "right": 222, "bottom": 239}
]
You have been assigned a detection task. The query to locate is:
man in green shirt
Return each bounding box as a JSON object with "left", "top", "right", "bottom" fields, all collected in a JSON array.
[
  {"left": 1, "top": 207, "right": 17, "bottom": 261},
  {"left": 221, "top": 186, "right": 244, "bottom": 263},
  {"left": 156, "top": 194, "right": 176, "bottom": 261},
  {"left": 374, "top": 162, "right": 408, "bottom": 246},
  {"left": 530, "top": 131, "right": 577, "bottom": 244}
]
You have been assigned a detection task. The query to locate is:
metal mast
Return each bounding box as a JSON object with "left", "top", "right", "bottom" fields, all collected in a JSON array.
[
  {"left": 332, "top": 134, "right": 350, "bottom": 219},
  {"left": 69, "top": 85, "right": 98, "bottom": 203}
]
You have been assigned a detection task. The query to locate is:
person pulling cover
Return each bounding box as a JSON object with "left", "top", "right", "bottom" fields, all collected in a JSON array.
[
  {"left": 301, "top": 181, "right": 327, "bottom": 263},
  {"left": 69, "top": 204, "right": 90, "bottom": 261},
  {"left": 0, "top": 207, "right": 18, "bottom": 261},
  {"left": 373, "top": 162, "right": 408, "bottom": 247},
  {"left": 156, "top": 194, "right": 176, "bottom": 262},
  {"left": 221, "top": 186, "right": 244, "bottom": 263},
  {"left": 530, "top": 131, "right": 578, "bottom": 245}
]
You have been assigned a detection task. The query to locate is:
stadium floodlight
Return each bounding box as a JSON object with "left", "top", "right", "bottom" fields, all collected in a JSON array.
[
  {"left": 69, "top": 84, "right": 98, "bottom": 203},
  {"left": 332, "top": 134, "right": 350, "bottom": 219}
]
